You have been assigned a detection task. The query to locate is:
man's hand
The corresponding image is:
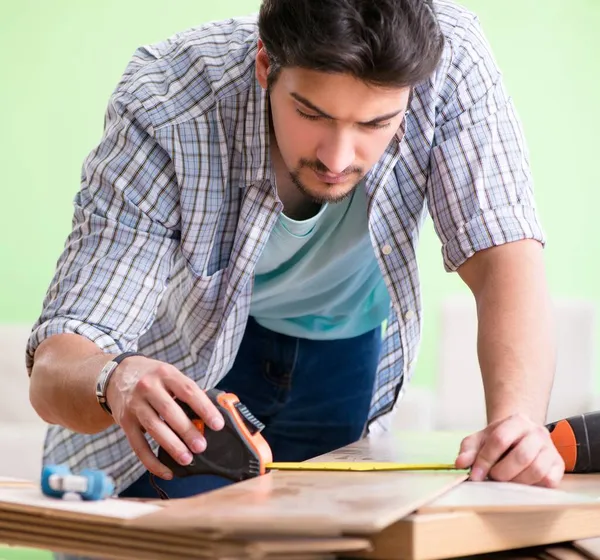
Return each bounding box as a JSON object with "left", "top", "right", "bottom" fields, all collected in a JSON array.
[
  {"left": 105, "top": 356, "right": 225, "bottom": 480},
  {"left": 455, "top": 413, "right": 565, "bottom": 487}
]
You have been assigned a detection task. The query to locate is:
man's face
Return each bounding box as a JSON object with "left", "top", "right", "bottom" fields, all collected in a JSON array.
[{"left": 256, "top": 45, "right": 411, "bottom": 204}]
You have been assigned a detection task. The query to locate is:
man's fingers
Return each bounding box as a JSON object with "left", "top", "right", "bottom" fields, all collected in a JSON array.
[
  {"left": 487, "top": 431, "right": 543, "bottom": 482},
  {"left": 136, "top": 403, "right": 194, "bottom": 467},
  {"left": 167, "top": 375, "right": 224, "bottom": 431},
  {"left": 510, "top": 446, "right": 563, "bottom": 487},
  {"left": 122, "top": 420, "right": 173, "bottom": 480},
  {"left": 470, "top": 415, "right": 530, "bottom": 481},
  {"left": 455, "top": 433, "right": 483, "bottom": 469},
  {"left": 539, "top": 458, "right": 566, "bottom": 488},
  {"left": 455, "top": 451, "right": 476, "bottom": 469},
  {"left": 148, "top": 390, "right": 207, "bottom": 455}
]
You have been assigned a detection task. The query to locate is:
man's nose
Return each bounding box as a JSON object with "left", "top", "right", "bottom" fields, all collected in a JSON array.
[{"left": 316, "top": 133, "right": 356, "bottom": 175}]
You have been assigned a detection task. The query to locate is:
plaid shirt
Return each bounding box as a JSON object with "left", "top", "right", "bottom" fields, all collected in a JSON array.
[{"left": 27, "top": 0, "right": 544, "bottom": 494}]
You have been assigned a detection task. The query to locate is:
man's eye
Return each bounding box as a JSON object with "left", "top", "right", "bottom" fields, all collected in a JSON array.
[
  {"left": 296, "top": 109, "right": 321, "bottom": 121},
  {"left": 364, "top": 122, "right": 391, "bottom": 130}
]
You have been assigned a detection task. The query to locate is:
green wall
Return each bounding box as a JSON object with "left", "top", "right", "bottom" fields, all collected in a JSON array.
[
  {"left": 416, "top": 0, "right": 600, "bottom": 387},
  {"left": 1, "top": 0, "right": 598, "bottom": 388}
]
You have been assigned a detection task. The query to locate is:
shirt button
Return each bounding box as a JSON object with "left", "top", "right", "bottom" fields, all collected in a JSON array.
[
  {"left": 381, "top": 244, "right": 393, "bottom": 255},
  {"left": 404, "top": 310, "right": 415, "bottom": 320}
]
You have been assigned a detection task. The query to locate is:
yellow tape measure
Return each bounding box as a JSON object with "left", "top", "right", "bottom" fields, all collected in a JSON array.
[{"left": 266, "top": 462, "right": 460, "bottom": 472}]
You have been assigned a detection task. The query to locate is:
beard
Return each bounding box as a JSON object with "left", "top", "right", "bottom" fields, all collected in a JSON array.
[{"left": 289, "top": 158, "right": 364, "bottom": 204}]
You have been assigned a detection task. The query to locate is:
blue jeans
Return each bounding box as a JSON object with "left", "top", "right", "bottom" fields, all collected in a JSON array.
[{"left": 120, "top": 317, "right": 382, "bottom": 500}]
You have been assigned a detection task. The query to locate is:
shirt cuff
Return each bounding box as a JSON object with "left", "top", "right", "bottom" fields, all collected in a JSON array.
[
  {"left": 442, "top": 204, "right": 546, "bottom": 272},
  {"left": 26, "top": 318, "right": 123, "bottom": 375}
]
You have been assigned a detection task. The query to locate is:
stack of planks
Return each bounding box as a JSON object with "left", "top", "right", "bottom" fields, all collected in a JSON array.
[{"left": 2, "top": 432, "right": 600, "bottom": 560}]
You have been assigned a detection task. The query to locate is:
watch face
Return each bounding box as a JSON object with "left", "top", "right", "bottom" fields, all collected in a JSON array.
[{"left": 96, "top": 361, "right": 118, "bottom": 405}]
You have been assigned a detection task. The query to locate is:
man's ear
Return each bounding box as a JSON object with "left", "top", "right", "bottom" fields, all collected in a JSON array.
[{"left": 255, "top": 39, "right": 270, "bottom": 90}]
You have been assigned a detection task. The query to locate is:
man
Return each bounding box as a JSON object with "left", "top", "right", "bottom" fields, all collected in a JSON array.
[{"left": 27, "top": 0, "right": 564, "bottom": 499}]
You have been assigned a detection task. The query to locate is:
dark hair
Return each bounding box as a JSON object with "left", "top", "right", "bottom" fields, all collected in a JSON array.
[{"left": 258, "top": 0, "right": 445, "bottom": 89}]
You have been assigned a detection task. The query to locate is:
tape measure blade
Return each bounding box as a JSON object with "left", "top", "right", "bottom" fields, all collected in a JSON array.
[{"left": 266, "top": 462, "right": 459, "bottom": 472}]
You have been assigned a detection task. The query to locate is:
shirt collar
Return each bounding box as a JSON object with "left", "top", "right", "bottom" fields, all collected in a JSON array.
[{"left": 239, "top": 42, "right": 272, "bottom": 188}]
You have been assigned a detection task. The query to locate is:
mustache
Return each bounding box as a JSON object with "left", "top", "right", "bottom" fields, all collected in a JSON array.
[{"left": 299, "top": 158, "right": 362, "bottom": 176}]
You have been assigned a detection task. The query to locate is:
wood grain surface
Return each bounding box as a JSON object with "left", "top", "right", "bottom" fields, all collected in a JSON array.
[
  {"left": 418, "top": 479, "right": 600, "bottom": 513},
  {"left": 130, "top": 469, "right": 467, "bottom": 534}
]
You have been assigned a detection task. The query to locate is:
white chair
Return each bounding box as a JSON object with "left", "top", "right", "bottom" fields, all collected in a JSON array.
[
  {"left": 434, "top": 295, "right": 597, "bottom": 431},
  {"left": 0, "top": 324, "right": 48, "bottom": 481}
]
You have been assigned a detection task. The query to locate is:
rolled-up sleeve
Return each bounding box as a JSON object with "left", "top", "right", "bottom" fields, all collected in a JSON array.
[
  {"left": 26, "top": 89, "right": 180, "bottom": 373},
  {"left": 426, "top": 16, "right": 545, "bottom": 272}
]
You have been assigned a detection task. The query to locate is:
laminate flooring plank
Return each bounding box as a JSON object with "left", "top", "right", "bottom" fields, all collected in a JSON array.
[
  {"left": 129, "top": 469, "right": 466, "bottom": 535},
  {"left": 418, "top": 481, "right": 600, "bottom": 513}
]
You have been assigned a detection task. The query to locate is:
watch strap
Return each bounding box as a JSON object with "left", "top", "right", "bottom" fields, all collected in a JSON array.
[{"left": 95, "top": 352, "right": 143, "bottom": 415}]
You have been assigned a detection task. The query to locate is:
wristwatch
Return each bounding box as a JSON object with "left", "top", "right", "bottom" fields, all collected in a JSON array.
[{"left": 95, "top": 352, "right": 143, "bottom": 415}]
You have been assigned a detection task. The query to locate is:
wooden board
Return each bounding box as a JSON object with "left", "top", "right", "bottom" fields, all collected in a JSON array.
[
  {"left": 0, "top": 508, "right": 371, "bottom": 556},
  {"left": 123, "top": 431, "right": 468, "bottom": 535},
  {"left": 0, "top": 484, "right": 163, "bottom": 521},
  {"left": 355, "top": 507, "right": 600, "bottom": 560},
  {"left": 418, "top": 480, "right": 600, "bottom": 513},
  {"left": 573, "top": 537, "right": 600, "bottom": 559},
  {"left": 558, "top": 475, "right": 600, "bottom": 499},
  {"left": 0, "top": 476, "right": 371, "bottom": 558},
  {"left": 0, "top": 432, "right": 466, "bottom": 537},
  {"left": 128, "top": 469, "right": 467, "bottom": 535},
  {"left": 5, "top": 432, "right": 600, "bottom": 560},
  {"left": 0, "top": 528, "right": 350, "bottom": 560},
  {"left": 0, "top": 531, "right": 364, "bottom": 560},
  {"left": 557, "top": 478, "right": 600, "bottom": 560},
  {"left": 0, "top": 432, "right": 465, "bottom": 557},
  {"left": 0, "top": 514, "right": 370, "bottom": 560}
]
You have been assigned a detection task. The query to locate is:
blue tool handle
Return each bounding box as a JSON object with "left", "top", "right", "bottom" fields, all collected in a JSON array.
[
  {"left": 41, "top": 465, "right": 114, "bottom": 501},
  {"left": 41, "top": 465, "right": 70, "bottom": 498},
  {"left": 79, "top": 468, "right": 115, "bottom": 500}
]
